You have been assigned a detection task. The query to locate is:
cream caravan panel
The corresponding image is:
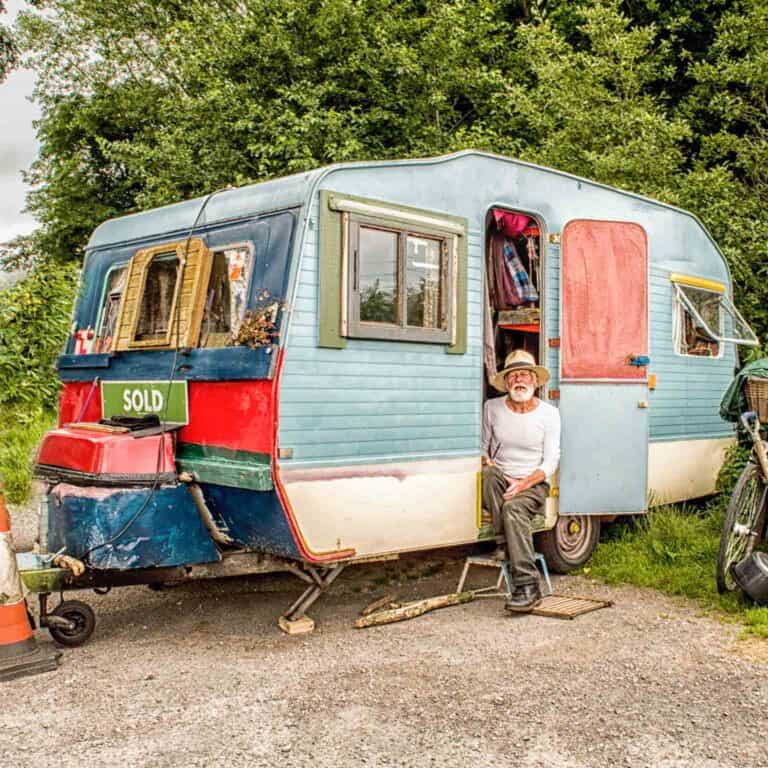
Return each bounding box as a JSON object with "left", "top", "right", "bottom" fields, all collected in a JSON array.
[
  {"left": 647, "top": 437, "right": 734, "bottom": 504},
  {"left": 281, "top": 457, "right": 480, "bottom": 557}
]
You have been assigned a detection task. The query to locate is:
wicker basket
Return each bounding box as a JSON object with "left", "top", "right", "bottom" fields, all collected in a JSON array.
[{"left": 745, "top": 377, "right": 768, "bottom": 422}]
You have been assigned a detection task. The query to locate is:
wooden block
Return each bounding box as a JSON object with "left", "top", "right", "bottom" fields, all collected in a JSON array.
[{"left": 278, "top": 615, "right": 315, "bottom": 636}]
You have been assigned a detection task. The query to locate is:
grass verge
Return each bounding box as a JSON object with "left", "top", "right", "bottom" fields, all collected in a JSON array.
[
  {"left": 588, "top": 501, "right": 768, "bottom": 639},
  {"left": 0, "top": 405, "right": 57, "bottom": 504}
]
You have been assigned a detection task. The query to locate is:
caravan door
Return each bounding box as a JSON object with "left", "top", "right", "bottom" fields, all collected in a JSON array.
[{"left": 558, "top": 220, "right": 649, "bottom": 515}]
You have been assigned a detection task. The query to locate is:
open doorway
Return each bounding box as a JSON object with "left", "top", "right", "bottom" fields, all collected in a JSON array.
[{"left": 483, "top": 207, "right": 544, "bottom": 402}]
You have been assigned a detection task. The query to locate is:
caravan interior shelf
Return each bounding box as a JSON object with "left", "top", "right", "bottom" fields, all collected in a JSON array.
[{"left": 497, "top": 323, "right": 540, "bottom": 333}]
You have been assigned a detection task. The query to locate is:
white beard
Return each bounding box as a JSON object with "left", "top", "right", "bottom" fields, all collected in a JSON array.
[{"left": 508, "top": 384, "right": 535, "bottom": 403}]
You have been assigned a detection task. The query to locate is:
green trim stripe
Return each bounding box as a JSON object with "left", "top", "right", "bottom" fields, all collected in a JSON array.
[
  {"left": 176, "top": 443, "right": 273, "bottom": 491},
  {"left": 448, "top": 230, "right": 468, "bottom": 355},
  {"left": 318, "top": 190, "right": 346, "bottom": 349}
]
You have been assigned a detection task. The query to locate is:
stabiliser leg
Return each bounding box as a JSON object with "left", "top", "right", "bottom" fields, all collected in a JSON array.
[{"left": 279, "top": 564, "right": 346, "bottom": 635}]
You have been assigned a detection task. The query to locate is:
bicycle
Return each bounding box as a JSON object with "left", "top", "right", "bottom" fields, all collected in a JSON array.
[{"left": 716, "top": 410, "right": 768, "bottom": 594}]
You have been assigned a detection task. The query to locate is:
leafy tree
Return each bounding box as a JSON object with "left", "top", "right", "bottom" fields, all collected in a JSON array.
[
  {"left": 679, "top": 0, "right": 768, "bottom": 341},
  {"left": 0, "top": 1, "right": 18, "bottom": 83},
  {"left": 458, "top": 2, "right": 691, "bottom": 198},
  {"left": 9, "top": 0, "right": 689, "bottom": 265},
  {"left": 0, "top": 261, "right": 76, "bottom": 407},
  {"left": 4, "top": 0, "right": 768, "bottom": 368}
]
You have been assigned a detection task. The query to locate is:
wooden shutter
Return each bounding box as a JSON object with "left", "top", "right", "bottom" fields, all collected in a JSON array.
[{"left": 113, "top": 238, "right": 213, "bottom": 351}]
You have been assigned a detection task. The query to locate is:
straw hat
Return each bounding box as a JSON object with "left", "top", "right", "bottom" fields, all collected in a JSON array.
[{"left": 491, "top": 349, "right": 551, "bottom": 393}]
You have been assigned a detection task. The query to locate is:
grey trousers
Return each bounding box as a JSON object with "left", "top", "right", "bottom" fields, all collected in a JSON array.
[{"left": 481, "top": 465, "right": 549, "bottom": 587}]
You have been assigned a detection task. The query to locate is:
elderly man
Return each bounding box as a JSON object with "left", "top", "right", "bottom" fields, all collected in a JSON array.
[{"left": 482, "top": 349, "right": 561, "bottom": 612}]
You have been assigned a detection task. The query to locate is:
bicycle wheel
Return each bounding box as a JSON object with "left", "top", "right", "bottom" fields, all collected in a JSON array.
[{"left": 717, "top": 461, "right": 767, "bottom": 593}]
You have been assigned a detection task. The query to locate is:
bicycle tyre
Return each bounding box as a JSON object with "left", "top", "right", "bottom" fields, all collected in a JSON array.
[{"left": 717, "top": 461, "right": 767, "bottom": 594}]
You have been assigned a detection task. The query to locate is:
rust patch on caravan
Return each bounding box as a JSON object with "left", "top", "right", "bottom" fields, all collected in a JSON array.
[{"left": 280, "top": 465, "right": 411, "bottom": 484}]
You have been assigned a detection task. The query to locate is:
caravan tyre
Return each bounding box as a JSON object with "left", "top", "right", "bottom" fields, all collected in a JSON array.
[
  {"left": 48, "top": 600, "right": 96, "bottom": 647},
  {"left": 536, "top": 516, "right": 600, "bottom": 574}
]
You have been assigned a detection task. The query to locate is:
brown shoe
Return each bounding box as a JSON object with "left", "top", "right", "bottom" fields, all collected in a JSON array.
[{"left": 504, "top": 583, "right": 542, "bottom": 613}]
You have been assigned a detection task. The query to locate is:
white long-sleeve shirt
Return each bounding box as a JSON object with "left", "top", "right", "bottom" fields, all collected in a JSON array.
[{"left": 481, "top": 396, "right": 561, "bottom": 480}]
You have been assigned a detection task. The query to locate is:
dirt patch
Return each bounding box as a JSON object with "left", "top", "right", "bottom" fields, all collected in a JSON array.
[
  {"left": 6, "top": 501, "right": 768, "bottom": 766},
  {"left": 3, "top": 527, "right": 768, "bottom": 768}
]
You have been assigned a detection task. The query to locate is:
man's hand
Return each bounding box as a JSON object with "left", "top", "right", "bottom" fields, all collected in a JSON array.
[
  {"left": 503, "top": 479, "right": 525, "bottom": 499},
  {"left": 503, "top": 469, "right": 546, "bottom": 500}
]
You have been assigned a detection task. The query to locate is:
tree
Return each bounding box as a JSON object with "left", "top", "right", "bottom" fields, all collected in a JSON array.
[
  {"left": 679, "top": 0, "right": 768, "bottom": 341},
  {"left": 5, "top": 0, "right": 768, "bottom": 343},
  {"left": 0, "top": 1, "right": 18, "bottom": 83}
]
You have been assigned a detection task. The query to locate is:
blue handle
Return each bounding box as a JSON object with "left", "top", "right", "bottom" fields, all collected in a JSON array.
[{"left": 629, "top": 355, "right": 651, "bottom": 367}]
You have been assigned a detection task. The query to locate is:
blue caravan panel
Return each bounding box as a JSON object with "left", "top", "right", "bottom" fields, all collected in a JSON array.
[
  {"left": 47, "top": 484, "right": 220, "bottom": 570},
  {"left": 558, "top": 384, "right": 649, "bottom": 515}
]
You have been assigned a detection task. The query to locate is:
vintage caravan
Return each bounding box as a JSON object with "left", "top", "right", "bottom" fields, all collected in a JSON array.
[{"left": 33, "top": 151, "right": 757, "bottom": 636}]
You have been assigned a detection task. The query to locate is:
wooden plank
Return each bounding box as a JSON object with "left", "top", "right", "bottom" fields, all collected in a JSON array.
[{"left": 531, "top": 594, "right": 613, "bottom": 620}]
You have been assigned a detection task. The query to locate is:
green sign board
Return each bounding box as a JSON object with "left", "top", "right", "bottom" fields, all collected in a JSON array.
[{"left": 101, "top": 380, "right": 189, "bottom": 425}]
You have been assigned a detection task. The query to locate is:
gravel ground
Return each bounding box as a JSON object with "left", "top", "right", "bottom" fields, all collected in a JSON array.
[{"left": 4, "top": 503, "right": 768, "bottom": 768}]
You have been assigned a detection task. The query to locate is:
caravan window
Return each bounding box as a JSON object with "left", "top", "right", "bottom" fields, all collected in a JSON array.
[
  {"left": 317, "top": 191, "right": 467, "bottom": 352},
  {"left": 672, "top": 276, "right": 758, "bottom": 357},
  {"left": 199, "top": 245, "right": 253, "bottom": 348},
  {"left": 135, "top": 253, "right": 180, "bottom": 343},
  {"left": 348, "top": 216, "right": 453, "bottom": 343},
  {"left": 96, "top": 264, "right": 127, "bottom": 351},
  {"left": 674, "top": 285, "right": 722, "bottom": 357}
]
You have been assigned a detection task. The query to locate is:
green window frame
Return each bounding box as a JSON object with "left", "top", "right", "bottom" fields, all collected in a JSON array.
[{"left": 318, "top": 191, "right": 468, "bottom": 353}]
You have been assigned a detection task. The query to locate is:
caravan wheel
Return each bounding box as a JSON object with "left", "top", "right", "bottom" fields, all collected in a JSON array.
[{"left": 536, "top": 516, "right": 600, "bottom": 574}]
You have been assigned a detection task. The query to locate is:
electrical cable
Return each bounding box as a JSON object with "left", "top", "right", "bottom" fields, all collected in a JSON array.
[{"left": 83, "top": 186, "right": 231, "bottom": 565}]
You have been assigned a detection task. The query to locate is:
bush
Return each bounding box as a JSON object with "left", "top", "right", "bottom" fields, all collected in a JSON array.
[
  {"left": 715, "top": 440, "right": 751, "bottom": 497},
  {"left": 0, "top": 263, "right": 78, "bottom": 409},
  {"left": 0, "top": 405, "right": 56, "bottom": 504}
]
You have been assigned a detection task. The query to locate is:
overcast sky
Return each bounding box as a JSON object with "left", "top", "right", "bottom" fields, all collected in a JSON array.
[{"left": 0, "top": 0, "right": 39, "bottom": 245}]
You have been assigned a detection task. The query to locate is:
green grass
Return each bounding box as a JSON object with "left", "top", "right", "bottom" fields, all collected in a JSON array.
[
  {"left": 588, "top": 501, "right": 768, "bottom": 639},
  {"left": 0, "top": 405, "right": 57, "bottom": 504}
]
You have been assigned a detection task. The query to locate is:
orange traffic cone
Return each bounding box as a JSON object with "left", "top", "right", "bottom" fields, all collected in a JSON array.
[{"left": 0, "top": 489, "right": 60, "bottom": 682}]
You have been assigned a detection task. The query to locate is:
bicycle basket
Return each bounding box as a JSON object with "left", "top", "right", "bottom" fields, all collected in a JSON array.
[{"left": 745, "top": 377, "right": 768, "bottom": 423}]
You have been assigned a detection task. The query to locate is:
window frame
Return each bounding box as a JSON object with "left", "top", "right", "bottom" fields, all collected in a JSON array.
[
  {"left": 345, "top": 212, "right": 456, "bottom": 344},
  {"left": 198, "top": 240, "right": 255, "bottom": 349},
  {"left": 94, "top": 261, "right": 129, "bottom": 348},
  {"left": 113, "top": 238, "right": 213, "bottom": 352},
  {"left": 671, "top": 274, "right": 758, "bottom": 358},
  {"left": 673, "top": 284, "right": 724, "bottom": 359},
  {"left": 130, "top": 251, "right": 182, "bottom": 348}
]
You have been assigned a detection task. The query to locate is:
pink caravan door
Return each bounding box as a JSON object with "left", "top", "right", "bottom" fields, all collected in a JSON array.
[{"left": 558, "top": 220, "right": 649, "bottom": 516}]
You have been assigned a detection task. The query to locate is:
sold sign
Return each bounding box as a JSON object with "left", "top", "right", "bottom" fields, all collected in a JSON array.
[{"left": 101, "top": 381, "right": 189, "bottom": 425}]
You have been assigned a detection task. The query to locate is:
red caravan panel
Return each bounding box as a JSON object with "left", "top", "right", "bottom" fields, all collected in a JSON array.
[
  {"left": 561, "top": 220, "right": 648, "bottom": 380},
  {"left": 59, "top": 380, "right": 275, "bottom": 454},
  {"left": 59, "top": 382, "right": 103, "bottom": 426},
  {"left": 179, "top": 380, "right": 275, "bottom": 454}
]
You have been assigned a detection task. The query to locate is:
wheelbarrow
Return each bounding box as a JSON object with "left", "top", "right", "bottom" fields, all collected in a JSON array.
[{"left": 17, "top": 552, "right": 96, "bottom": 647}]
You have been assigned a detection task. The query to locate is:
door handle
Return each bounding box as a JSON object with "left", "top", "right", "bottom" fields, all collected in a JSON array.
[{"left": 628, "top": 354, "right": 650, "bottom": 367}]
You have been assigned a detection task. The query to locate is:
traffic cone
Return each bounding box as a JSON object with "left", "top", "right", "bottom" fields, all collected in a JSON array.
[{"left": 0, "top": 488, "right": 60, "bottom": 682}]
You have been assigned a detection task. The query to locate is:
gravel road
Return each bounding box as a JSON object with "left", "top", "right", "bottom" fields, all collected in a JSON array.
[{"left": 3, "top": 502, "right": 768, "bottom": 768}]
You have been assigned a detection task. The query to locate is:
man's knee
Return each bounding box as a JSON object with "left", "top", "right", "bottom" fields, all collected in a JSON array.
[
  {"left": 502, "top": 499, "right": 532, "bottom": 523},
  {"left": 503, "top": 493, "right": 544, "bottom": 522}
]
